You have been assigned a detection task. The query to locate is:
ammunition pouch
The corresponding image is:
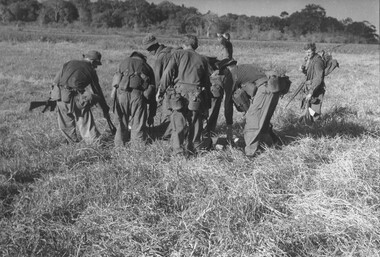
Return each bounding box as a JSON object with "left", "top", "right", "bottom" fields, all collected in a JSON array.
[
  {"left": 188, "top": 91, "right": 202, "bottom": 111},
  {"left": 118, "top": 71, "right": 149, "bottom": 92},
  {"left": 232, "top": 88, "right": 250, "bottom": 112},
  {"left": 143, "top": 84, "right": 155, "bottom": 101},
  {"left": 76, "top": 92, "right": 100, "bottom": 110}
]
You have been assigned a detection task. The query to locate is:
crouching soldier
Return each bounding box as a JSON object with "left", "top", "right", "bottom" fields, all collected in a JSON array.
[
  {"left": 51, "top": 50, "right": 111, "bottom": 144},
  {"left": 111, "top": 51, "right": 156, "bottom": 147},
  {"left": 157, "top": 35, "right": 212, "bottom": 156},
  {"left": 217, "top": 58, "right": 291, "bottom": 157}
]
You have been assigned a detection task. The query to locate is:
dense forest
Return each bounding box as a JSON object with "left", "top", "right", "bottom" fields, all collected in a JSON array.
[{"left": 0, "top": 0, "right": 378, "bottom": 44}]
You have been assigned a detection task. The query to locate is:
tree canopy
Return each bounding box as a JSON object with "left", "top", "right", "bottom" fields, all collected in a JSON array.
[{"left": 1, "top": 0, "right": 378, "bottom": 43}]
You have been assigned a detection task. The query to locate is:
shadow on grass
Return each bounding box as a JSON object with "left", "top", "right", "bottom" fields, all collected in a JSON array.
[
  {"left": 279, "top": 106, "right": 379, "bottom": 144},
  {"left": 209, "top": 106, "right": 379, "bottom": 150}
]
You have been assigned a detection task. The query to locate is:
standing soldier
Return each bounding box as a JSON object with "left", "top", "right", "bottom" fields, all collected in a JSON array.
[
  {"left": 299, "top": 42, "right": 326, "bottom": 124},
  {"left": 51, "top": 50, "right": 111, "bottom": 144},
  {"left": 216, "top": 32, "right": 233, "bottom": 60},
  {"left": 217, "top": 59, "right": 291, "bottom": 157},
  {"left": 111, "top": 51, "right": 156, "bottom": 147},
  {"left": 142, "top": 34, "right": 176, "bottom": 140},
  {"left": 157, "top": 35, "right": 211, "bottom": 156}
]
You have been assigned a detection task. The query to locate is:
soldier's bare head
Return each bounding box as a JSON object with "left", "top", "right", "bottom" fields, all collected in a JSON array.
[{"left": 182, "top": 35, "right": 198, "bottom": 50}]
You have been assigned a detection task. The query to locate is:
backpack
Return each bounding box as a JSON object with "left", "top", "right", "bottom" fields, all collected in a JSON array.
[{"left": 320, "top": 51, "right": 339, "bottom": 76}]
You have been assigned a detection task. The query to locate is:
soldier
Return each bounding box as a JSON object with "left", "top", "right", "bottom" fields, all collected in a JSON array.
[
  {"left": 216, "top": 32, "right": 233, "bottom": 60},
  {"left": 142, "top": 34, "right": 177, "bottom": 140},
  {"left": 111, "top": 51, "right": 156, "bottom": 147},
  {"left": 299, "top": 42, "right": 326, "bottom": 124},
  {"left": 217, "top": 58, "right": 291, "bottom": 157},
  {"left": 157, "top": 35, "right": 212, "bottom": 156},
  {"left": 51, "top": 50, "right": 111, "bottom": 144}
]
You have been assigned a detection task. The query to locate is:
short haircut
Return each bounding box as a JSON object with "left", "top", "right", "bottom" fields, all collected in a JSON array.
[
  {"left": 182, "top": 34, "right": 198, "bottom": 50},
  {"left": 304, "top": 43, "right": 316, "bottom": 51}
]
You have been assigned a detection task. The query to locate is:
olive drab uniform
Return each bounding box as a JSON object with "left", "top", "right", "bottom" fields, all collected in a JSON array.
[
  {"left": 160, "top": 48, "right": 211, "bottom": 155},
  {"left": 300, "top": 54, "right": 326, "bottom": 123},
  {"left": 112, "top": 52, "right": 156, "bottom": 147},
  {"left": 152, "top": 44, "right": 176, "bottom": 139},
  {"left": 52, "top": 60, "right": 109, "bottom": 144},
  {"left": 204, "top": 57, "right": 223, "bottom": 135},
  {"left": 223, "top": 64, "right": 290, "bottom": 156}
]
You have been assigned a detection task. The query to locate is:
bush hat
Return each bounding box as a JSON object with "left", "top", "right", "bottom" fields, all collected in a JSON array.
[
  {"left": 83, "top": 50, "right": 102, "bottom": 65},
  {"left": 142, "top": 34, "right": 158, "bottom": 50}
]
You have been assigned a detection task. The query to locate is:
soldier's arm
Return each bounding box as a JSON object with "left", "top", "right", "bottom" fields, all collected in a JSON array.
[{"left": 159, "top": 54, "right": 177, "bottom": 96}]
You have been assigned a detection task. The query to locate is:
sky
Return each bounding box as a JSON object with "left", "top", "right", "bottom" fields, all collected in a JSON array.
[{"left": 147, "top": 0, "right": 380, "bottom": 33}]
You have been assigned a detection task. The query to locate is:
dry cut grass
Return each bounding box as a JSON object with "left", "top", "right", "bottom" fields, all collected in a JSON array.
[{"left": 0, "top": 29, "right": 379, "bottom": 256}]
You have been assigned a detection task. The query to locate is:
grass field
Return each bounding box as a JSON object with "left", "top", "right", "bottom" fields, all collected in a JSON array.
[{"left": 0, "top": 26, "right": 379, "bottom": 256}]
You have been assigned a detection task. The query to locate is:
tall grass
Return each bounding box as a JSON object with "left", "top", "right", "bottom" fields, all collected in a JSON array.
[{"left": 0, "top": 28, "right": 379, "bottom": 256}]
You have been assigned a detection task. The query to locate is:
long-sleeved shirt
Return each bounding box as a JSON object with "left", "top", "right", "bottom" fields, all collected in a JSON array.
[
  {"left": 153, "top": 44, "right": 174, "bottom": 86},
  {"left": 303, "top": 54, "right": 325, "bottom": 95},
  {"left": 54, "top": 60, "right": 109, "bottom": 111},
  {"left": 223, "top": 64, "right": 267, "bottom": 125},
  {"left": 160, "top": 48, "right": 211, "bottom": 94}
]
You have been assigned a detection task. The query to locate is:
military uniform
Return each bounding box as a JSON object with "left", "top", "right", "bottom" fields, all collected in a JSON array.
[
  {"left": 113, "top": 52, "right": 156, "bottom": 147},
  {"left": 300, "top": 53, "right": 325, "bottom": 123},
  {"left": 160, "top": 47, "right": 211, "bottom": 155},
  {"left": 52, "top": 52, "right": 109, "bottom": 144},
  {"left": 221, "top": 63, "right": 289, "bottom": 156},
  {"left": 152, "top": 44, "right": 176, "bottom": 139}
]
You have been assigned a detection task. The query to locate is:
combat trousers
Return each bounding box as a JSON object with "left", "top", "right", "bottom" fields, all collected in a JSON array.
[
  {"left": 57, "top": 100, "right": 100, "bottom": 144},
  {"left": 300, "top": 91, "right": 325, "bottom": 124},
  {"left": 244, "top": 84, "right": 280, "bottom": 156},
  {"left": 114, "top": 90, "right": 147, "bottom": 147},
  {"left": 170, "top": 108, "right": 203, "bottom": 155},
  {"left": 204, "top": 93, "right": 223, "bottom": 135}
]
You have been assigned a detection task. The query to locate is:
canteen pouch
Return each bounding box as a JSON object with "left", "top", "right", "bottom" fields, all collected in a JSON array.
[
  {"left": 241, "top": 82, "right": 258, "bottom": 97},
  {"left": 232, "top": 88, "right": 250, "bottom": 112},
  {"left": 188, "top": 91, "right": 201, "bottom": 111}
]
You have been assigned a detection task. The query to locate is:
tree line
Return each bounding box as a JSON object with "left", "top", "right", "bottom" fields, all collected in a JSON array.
[{"left": 0, "top": 0, "right": 378, "bottom": 44}]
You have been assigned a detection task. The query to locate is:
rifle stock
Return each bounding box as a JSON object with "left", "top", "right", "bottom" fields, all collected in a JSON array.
[{"left": 29, "top": 100, "right": 57, "bottom": 113}]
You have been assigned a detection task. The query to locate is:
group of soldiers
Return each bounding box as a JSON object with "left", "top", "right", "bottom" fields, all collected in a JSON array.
[{"left": 48, "top": 33, "right": 330, "bottom": 158}]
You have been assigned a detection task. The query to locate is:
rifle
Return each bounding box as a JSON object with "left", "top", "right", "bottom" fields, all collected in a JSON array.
[
  {"left": 29, "top": 99, "right": 57, "bottom": 113},
  {"left": 285, "top": 80, "right": 307, "bottom": 108},
  {"left": 105, "top": 114, "right": 117, "bottom": 135}
]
